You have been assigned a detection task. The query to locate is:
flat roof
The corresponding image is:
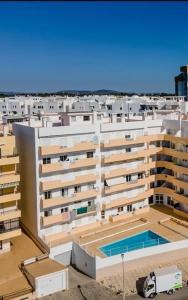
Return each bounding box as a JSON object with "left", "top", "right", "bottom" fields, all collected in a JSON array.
[
  {"left": 24, "top": 258, "right": 66, "bottom": 278},
  {"left": 0, "top": 233, "right": 42, "bottom": 296}
]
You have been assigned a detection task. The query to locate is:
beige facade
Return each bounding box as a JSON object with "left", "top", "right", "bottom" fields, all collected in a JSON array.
[
  {"left": 0, "top": 135, "right": 21, "bottom": 253},
  {"left": 12, "top": 118, "right": 188, "bottom": 264}
]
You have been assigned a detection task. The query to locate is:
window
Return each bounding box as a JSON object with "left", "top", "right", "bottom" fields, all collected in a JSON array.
[
  {"left": 125, "top": 135, "right": 131, "bottom": 140},
  {"left": 62, "top": 188, "right": 68, "bottom": 197},
  {"left": 61, "top": 207, "right": 68, "bottom": 213},
  {"left": 83, "top": 115, "right": 90, "bottom": 121},
  {"left": 118, "top": 206, "right": 123, "bottom": 212},
  {"left": 60, "top": 155, "right": 68, "bottom": 162},
  {"left": 149, "top": 196, "right": 153, "bottom": 204},
  {"left": 101, "top": 210, "right": 105, "bottom": 219},
  {"left": 138, "top": 173, "right": 143, "bottom": 179},
  {"left": 126, "top": 148, "right": 131, "bottom": 153},
  {"left": 167, "top": 197, "right": 174, "bottom": 207},
  {"left": 87, "top": 152, "right": 93, "bottom": 158},
  {"left": 88, "top": 201, "right": 91, "bottom": 207},
  {"left": 126, "top": 175, "right": 131, "bottom": 182},
  {"left": 44, "top": 191, "right": 51, "bottom": 199},
  {"left": 88, "top": 184, "right": 95, "bottom": 190},
  {"left": 74, "top": 186, "right": 81, "bottom": 193},
  {"left": 71, "top": 116, "right": 76, "bottom": 122},
  {"left": 44, "top": 210, "right": 52, "bottom": 217},
  {"left": 127, "top": 204, "right": 132, "bottom": 212},
  {"left": 43, "top": 157, "right": 51, "bottom": 164},
  {"left": 180, "top": 188, "right": 184, "bottom": 194},
  {"left": 0, "top": 241, "right": 2, "bottom": 250},
  {"left": 104, "top": 180, "right": 108, "bottom": 187},
  {"left": 147, "top": 284, "right": 155, "bottom": 291}
]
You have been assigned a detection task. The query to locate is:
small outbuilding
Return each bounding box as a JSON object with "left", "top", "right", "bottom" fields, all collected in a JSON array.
[{"left": 22, "top": 256, "right": 69, "bottom": 298}]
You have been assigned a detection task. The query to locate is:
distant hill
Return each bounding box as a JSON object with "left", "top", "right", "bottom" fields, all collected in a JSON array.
[
  {"left": 0, "top": 91, "right": 15, "bottom": 96},
  {"left": 57, "top": 89, "right": 121, "bottom": 95},
  {"left": 0, "top": 90, "right": 175, "bottom": 97}
]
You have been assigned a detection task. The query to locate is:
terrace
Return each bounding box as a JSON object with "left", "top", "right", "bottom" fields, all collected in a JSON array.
[
  {"left": 77, "top": 206, "right": 188, "bottom": 258},
  {"left": 44, "top": 205, "right": 188, "bottom": 257}
]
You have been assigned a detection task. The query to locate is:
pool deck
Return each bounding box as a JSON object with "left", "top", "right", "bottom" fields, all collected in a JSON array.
[{"left": 78, "top": 206, "right": 188, "bottom": 258}]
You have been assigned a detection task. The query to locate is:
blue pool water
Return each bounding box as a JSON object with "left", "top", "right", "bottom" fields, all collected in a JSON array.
[{"left": 99, "top": 230, "right": 169, "bottom": 257}]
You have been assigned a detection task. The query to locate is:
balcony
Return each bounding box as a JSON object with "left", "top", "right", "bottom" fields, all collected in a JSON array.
[
  {"left": 40, "top": 157, "right": 98, "bottom": 174},
  {"left": 42, "top": 211, "right": 71, "bottom": 227},
  {"left": 0, "top": 228, "right": 21, "bottom": 241},
  {"left": 164, "top": 134, "right": 188, "bottom": 145},
  {"left": 70, "top": 205, "right": 97, "bottom": 220},
  {"left": 0, "top": 155, "right": 19, "bottom": 166},
  {"left": 0, "top": 173, "right": 20, "bottom": 188},
  {"left": 0, "top": 192, "right": 20, "bottom": 204},
  {"left": 173, "top": 207, "right": 188, "bottom": 220},
  {"left": 0, "top": 209, "right": 21, "bottom": 222},
  {"left": 42, "top": 189, "right": 98, "bottom": 209},
  {"left": 104, "top": 176, "right": 153, "bottom": 195},
  {"left": 104, "top": 162, "right": 155, "bottom": 179},
  {"left": 153, "top": 187, "right": 188, "bottom": 205},
  {"left": 102, "top": 134, "right": 165, "bottom": 149},
  {"left": 41, "top": 173, "right": 97, "bottom": 192},
  {"left": 163, "top": 147, "right": 188, "bottom": 161},
  {"left": 40, "top": 141, "right": 97, "bottom": 156},
  {"left": 102, "top": 190, "right": 152, "bottom": 210},
  {"left": 155, "top": 160, "right": 188, "bottom": 175},
  {"left": 155, "top": 174, "right": 188, "bottom": 191},
  {"left": 103, "top": 148, "right": 162, "bottom": 164},
  {"left": 0, "top": 218, "right": 21, "bottom": 241}
]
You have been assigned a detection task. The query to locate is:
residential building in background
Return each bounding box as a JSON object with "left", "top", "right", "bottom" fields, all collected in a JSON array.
[
  {"left": 175, "top": 65, "right": 188, "bottom": 100},
  {"left": 0, "top": 132, "right": 21, "bottom": 253}
]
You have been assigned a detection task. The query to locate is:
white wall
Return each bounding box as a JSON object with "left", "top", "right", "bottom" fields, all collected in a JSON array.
[
  {"left": 72, "top": 242, "right": 96, "bottom": 278},
  {"left": 96, "top": 239, "right": 188, "bottom": 270}
]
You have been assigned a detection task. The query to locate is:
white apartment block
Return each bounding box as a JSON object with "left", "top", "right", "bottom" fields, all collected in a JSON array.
[
  {"left": 0, "top": 95, "right": 185, "bottom": 122},
  {"left": 13, "top": 112, "right": 188, "bottom": 265}
]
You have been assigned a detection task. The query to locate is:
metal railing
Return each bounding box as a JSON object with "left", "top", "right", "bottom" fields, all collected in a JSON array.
[{"left": 102, "top": 237, "right": 168, "bottom": 256}]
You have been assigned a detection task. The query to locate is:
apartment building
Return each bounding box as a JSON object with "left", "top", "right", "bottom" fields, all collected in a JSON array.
[
  {"left": 12, "top": 113, "right": 188, "bottom": 264},
  {"left": 175, "top": 65, "right": 188, "bottom": 100},
  {"left": 0, "top": 133, "right": 21, "bottom": 253}
]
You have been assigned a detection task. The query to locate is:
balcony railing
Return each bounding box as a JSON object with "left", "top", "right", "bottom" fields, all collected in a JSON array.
[
  {"left": 0, "top": 219, "right": 20, "bottom": 234},
  {"left": 70, "top": 205, "right": 97, "bottom": 220}
]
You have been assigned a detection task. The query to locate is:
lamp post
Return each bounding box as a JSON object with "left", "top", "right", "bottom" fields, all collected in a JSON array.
[{"left": 121, "top": 253, "right": 125, "bottom": 300}]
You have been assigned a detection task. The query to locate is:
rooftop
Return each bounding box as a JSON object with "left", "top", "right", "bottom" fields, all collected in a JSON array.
[
  {"left": 0, "top": 233, "right": 42, "bottom": 296},
  {"left": 24, "top": 258, "right": 66, "bottom": 278}
]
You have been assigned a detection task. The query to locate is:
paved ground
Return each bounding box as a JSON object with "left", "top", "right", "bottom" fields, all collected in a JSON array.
[
  {"left": 127, "top": 286, "right": 188, "bottom": 299},
  {"left": 42, "top": 281, "right": 188, "bottom": 300},
  {"left": 97, "top": 247, "right": 188, "bottom": 294},
  {"left": 41, "top": 265, "right": 188, "bottom": 300}
]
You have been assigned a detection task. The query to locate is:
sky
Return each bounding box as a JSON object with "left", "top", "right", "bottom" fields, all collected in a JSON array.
[{"left": 0, "top": 1, "right": 188, "bottom": 93}]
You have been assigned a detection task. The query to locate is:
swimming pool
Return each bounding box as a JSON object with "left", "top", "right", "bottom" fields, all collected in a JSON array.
[{"left": 99, "top": 230, "right": 169, "bottom": 257}]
